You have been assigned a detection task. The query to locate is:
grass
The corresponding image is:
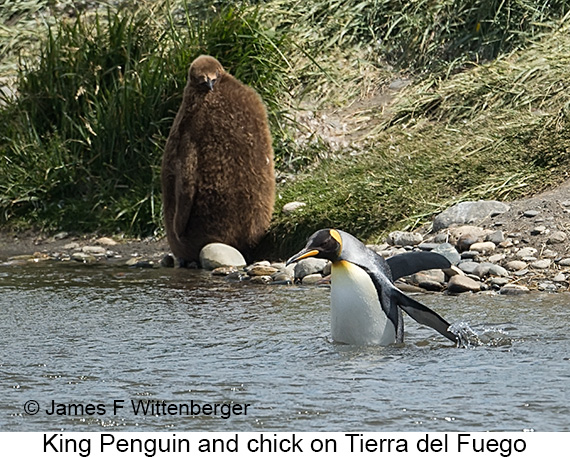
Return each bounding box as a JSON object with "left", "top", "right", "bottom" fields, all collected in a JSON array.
[
  {"left": 0, "top": 1, "right": 292, "bottom": 234},
  {"left": 1, "top": 0, "right": 570, "bottom": 259}
]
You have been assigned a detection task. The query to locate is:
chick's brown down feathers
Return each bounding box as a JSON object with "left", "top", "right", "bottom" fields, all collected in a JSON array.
[{"left": 161, "top": 55, "right": 275, "bottom": 264}]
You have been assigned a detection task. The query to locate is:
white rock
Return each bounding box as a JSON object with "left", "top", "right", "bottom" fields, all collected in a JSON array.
[
  {"left": 282, "top": 201, "right": 307, "bottom": 214},
  {"left": 387, "top": 231, "right": 423, "bottom": 246},
  {"left": 199, "top": 243, "right": 246, "bottom": 270}
]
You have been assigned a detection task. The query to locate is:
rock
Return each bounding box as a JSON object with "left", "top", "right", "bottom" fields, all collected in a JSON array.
[
  {"left": 537, "top": 282, "right": 558, "bottom": 292},
  {"left": 457, "top": 261, "right": 480, "bottom": 275},
  {"left": 485, "top": 230, "right": 505, "bottom": 244},
  {"left": 211, "top": 266, "right": 239, "bottom": 276},
  {"left": 96, "top": 236, "right": 118, "bottom": 246},
  {"left": 516, "top": 247, "right": 538, "bottom": 259},
  {"left": 488, "top": 253, "right": 505, "bottom": 264},
  {"left": 433, "top": 200, "right": 510, "bottom": 231},
  {"left": 199, "top": 243, "right": 247, "bottom": 270},
  {"left": 472, "top": 262, "right": 508, "bottom": 278},
  {"left": 82, "top": 245, "right": 107, "bottom": 255},
  {"left": 250, "top": 275, "right": 273, "bottom": 284},
  {"left": 63, "top": 242, "right": 80, "bottom": 250},
  {"left": 523, "top": 210, "right": 540, "bottom": 217},
  {"left": 411, "top": 271, "right": 445, "bottom": 291},
  {"left": 500, "top": 284, "right": 530, "bottom": 295},
  {"left": 301, "top": 273, "right": 324, "bottom": 285},
  {"left": 553, "top": 273, "right": 566, "bottom": 282},
  {"left": 469, "top": 241, "right": 496, "bottom": 254},
  {"left": 489, "top": 277, "right": 510, "bottom": 287},
  {"left": 271, "top": 271, "right": 294, "bottom": 283},
  {"left": 447, "top": 275, "right": 482, "bottom": 293},
  {"left": 547, "top": 231, "right": 567, "bottom": 244},
  {"left": 417, "top": 242, "right": 440, "bottom": 251},
  {"left": 530, "top": 225, "right": 547, "bottom": 236},
  {"left": 387, "top": 231, "right": 423, "bottom": 246},
  {"left": 531, "top": 259, "right": 551, "bottom": 269},
  {"left": 456, "top": 233, "right": 479, "bottom": 252},
  {"left": 160, "top": 254, "right": 175, "bottom": 268},
  {"left": 247, "top": 265, "right": 279, "bottom": 276},
  {"left": 282, "top": 201, "right": 306, "bottom": 214},
  {"left": 293, "top": 258, "right": 329, "bottom": 280},
  {"left": 72, "top": 252, "right": 97, "bottom": 263},
  {"left": 431, "top": 243, "right": 461, "bottom": 265},
  {"left": 557, "top": 258, "right": 570, "bottom": 267}
]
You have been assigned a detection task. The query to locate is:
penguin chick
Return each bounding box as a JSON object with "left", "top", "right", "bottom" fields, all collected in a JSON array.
[
  {"left": 286, "top": 229, "right": 458, "bottom": 346},
  {"left": 161, "top": 55, "right": 275, "bottom": 266}
]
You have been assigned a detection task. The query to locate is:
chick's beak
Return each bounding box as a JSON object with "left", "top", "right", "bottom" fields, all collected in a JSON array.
[{"left": 286, "top": 248, "right": 319, "bottom": 266}]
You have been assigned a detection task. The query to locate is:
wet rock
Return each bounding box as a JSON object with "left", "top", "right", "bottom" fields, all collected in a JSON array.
[
  {"left": 531, "top": 259, "right": 551, "bottom": 269},
  {"left": 282, "top": 201, "right": 306, "bottom": 214},
  {"left": 211, "top": 266, "right": 239, "bottom": 276},
  {"left": 247, "top": 265, "right": 279, "bottom": 277},
  {"left": 410, "top": 271, "right": 445, "bottom": 291},
  {"left": 547, "top": 231, "right": 567, "bottom": 244},
  {"left": 431, "top": 243, "right": 461, "bottom": 265},
  {"left": 301, "top": 273, "right": 323, "bottom": 285},
  {"left": 160, "top": 254, "right": 175, "bottom": 268},
  {"left": 293, "top": 257, "right": 329, "bottom": 280},
  {"left": 433, "top": 200, "right": 510, "bottom": 231},
  {"left": 72, "top": 252, "right": 97, "bottom": 263},
  {"left": 387, "top": 231, "right": 423, "bottom": 246},
  {"left": 199, "top": 243, "right": 247, "bottom": 270},
  {"left": 82, "top": 245, "right": 107, "bottom": 255},
  {"left": 96, "top": 236, "right": 118, "bottom": 246},
  {"left": 499, "top": 284, "right": 530, "bottom": 295},
  {"left": 250, "top": 275, "right": 273, "bottom": 285},
  {"left": 271, "top": 271, "right": 294, "bottom": 283},
  {"left": 447, "top": 275, "right": 482, "bottom": 293}
]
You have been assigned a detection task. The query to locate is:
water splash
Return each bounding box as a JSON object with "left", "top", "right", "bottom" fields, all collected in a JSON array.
[{"left": 449, "top": 321, "right": 513, "bottom": 348}]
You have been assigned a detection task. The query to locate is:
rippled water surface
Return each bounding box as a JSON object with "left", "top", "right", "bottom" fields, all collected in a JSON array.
[{"left": 1, "top": 263, "right": 568, "bottom": 431}]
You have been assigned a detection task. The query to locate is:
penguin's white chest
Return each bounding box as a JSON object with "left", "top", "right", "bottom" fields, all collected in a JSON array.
[{"left": 330, "top": 261, "right": 396, "bottom": 346}]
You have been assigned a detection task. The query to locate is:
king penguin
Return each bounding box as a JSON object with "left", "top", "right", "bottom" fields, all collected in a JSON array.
[{"left": 286, "top": 229, "right": 458, "bottom": 346}]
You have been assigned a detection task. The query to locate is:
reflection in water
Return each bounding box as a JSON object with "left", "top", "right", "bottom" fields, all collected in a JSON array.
[{"left": 0, "top": 263, "right": 568, "bottom": 431}]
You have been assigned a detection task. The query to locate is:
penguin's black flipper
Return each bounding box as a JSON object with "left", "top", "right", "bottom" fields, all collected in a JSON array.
[
  {"left": 393, "top": 289, "right": 457, "bottom": 343},
  {"left": 387, "top": 251, "right": 451, "bottom": 280}
]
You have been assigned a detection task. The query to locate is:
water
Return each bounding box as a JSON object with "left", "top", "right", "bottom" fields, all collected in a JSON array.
[{"left": 1, "top": 263, "right": 568, "bottom": 431}]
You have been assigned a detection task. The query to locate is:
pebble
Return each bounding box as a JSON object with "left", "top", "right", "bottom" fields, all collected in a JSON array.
[
  {"left": 516, "top": 247, "right": 537, "bottom": 259},
  {"left": 301, "top": 273, "right": 323, "bottom": 285},
  {"left": 82, "top": 245, "right": 107, "bottom": 255},
  {"left": 293, "top": 257, "right": 329, "bottom": 280},
  {"left": 431, "top": 243, "right": 461, "bottom": 265},
  {"left": 500, "top": 284, "right": 530, "bottom": 295},
  {"left": 387, "top": 230, "right": 423, "bottom": 246},
  {"left": 531, "top": 259, "right": 551, "bottom": 269},
  {"left": 447, "top": 275, "right": 482, "bottom": 293},
  {"left": 530, "top": 225, "right": 547, "bottom": 236},
  {"left": 524, "top": 210, "right": 540, "bottom": 217},
  {"left": 547, "top": 231, "right": 567, "bottom": 244},
  {"left": 469, "top": 241, "right": 496, "bottom": 253},
  {"left": 247, "top": 265, "right": 279, "bottom": 277},
  {"left": 558, "top": 258, "right": 570, "bottom": 266},
  {"left": 505, "top": 260, "right": 528, "bottom": 271},
  {"left": 282, "top": 201, "right": 306, "bottom": 214},
  {"left": 199, "top": 243, "right": 247, "bottom": 270}
]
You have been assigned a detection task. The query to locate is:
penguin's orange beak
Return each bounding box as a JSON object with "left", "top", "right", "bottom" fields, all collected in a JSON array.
[{"left": 286, "top": 248, "right": 319, "bottom": 266}]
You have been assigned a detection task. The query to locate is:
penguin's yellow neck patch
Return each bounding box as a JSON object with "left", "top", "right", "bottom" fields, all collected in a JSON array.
[{"left": 330, "top": 229, "right": 342, "bottom": 256}]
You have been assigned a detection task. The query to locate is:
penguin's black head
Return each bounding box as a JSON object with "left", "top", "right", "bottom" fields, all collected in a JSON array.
[{"left": 286, "top": 229, "right": 343, "bottom": 265}]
